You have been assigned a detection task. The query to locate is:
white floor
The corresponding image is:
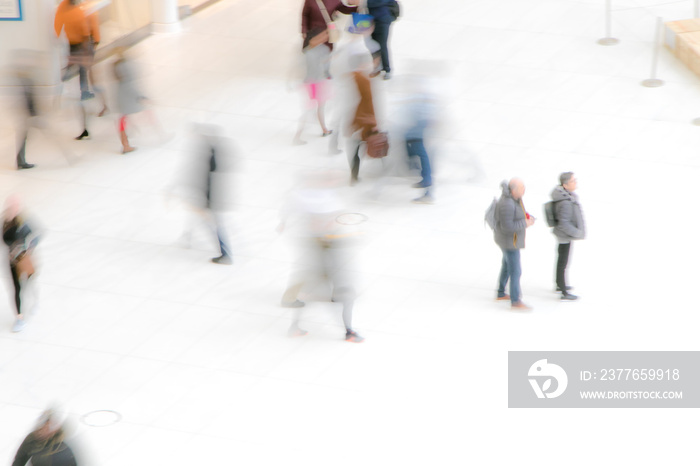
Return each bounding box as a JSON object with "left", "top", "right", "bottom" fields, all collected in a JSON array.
[{"left": 1, "top": 0, "right": 700, "bottom": 464}]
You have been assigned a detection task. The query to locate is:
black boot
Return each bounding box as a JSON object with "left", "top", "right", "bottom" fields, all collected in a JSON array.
[{"left": 75, "top": 129, "right": 89, "bottom": 140}]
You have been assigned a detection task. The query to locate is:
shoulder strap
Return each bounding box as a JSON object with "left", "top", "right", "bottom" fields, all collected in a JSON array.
[{"left": 314, "top": 0, "right": 333, "bottom": 26}]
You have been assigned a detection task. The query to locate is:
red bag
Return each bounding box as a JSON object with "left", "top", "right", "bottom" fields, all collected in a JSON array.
[{"left": 366, "top": 132, "right": 389, "bottom": 158}]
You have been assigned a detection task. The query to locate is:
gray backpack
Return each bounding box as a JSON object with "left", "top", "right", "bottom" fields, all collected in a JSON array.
[
  {"left": 543, "top": 200, "right": 561, "bottom": 228},
  {"left": 485, "top": 198, "right": 498, "bottom": 230}
]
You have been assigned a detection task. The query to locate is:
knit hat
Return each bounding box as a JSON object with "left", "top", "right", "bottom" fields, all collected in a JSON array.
[{"left": 347, "top": 13, "right": 374, "bottom": 34}]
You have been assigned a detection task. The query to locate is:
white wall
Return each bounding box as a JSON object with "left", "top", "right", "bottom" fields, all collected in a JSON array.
[{"left": 0, "top": 0, "right": 62, "bottom": 90}]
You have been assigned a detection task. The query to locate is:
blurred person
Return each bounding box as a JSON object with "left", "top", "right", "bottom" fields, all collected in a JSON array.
[
  {"left": 293, "top": 28, "right": 333, "bottom": 145},
  {"left": 365, "top": 0, "right": 398, "bottom": 80},
  {"left": 398, "top": 74, "right": 440, "bottom": 204},
  {"left": 301, "top": 0, "right": 359, "bottom": 49},
  {"left": 551, "top": 172, "right": 586, "bottom": 301},
  {"left": 494, "top": 178, "right": 535, "bottom": 310},
  {"left": 13, "top": 52, "right": 39, "bottom": 170},
  {"left": 278, "top": 170, "right": 364, "bottom": 342},
  {"left": 173, "top": 124, "right": 234, "bottom": 265},
  {"left": 12, "top": 50, "right": 77, "bottom": 169},
  {"left": 3, "top": 196, "right": 41, "bottom": 332},
  {"left": 54, "top": 0, "right": 92, "bottom": 101},
  {"left": 12, "top": 408, "right": 78, "bottom": 466},
  {"left": 113, "top": 48, "right": 164, "bottom": 153},
  {"left": 326, "top": 13, "right": 375, "bottom": 155}
]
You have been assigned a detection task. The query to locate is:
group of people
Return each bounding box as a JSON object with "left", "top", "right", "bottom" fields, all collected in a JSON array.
[
  {"left": 492, "top": 173, "right": 586, "bottom": 310},
  {"left": 16, "top": 0, "right": 150, "bottom": 171},
  {"left": 295, "top": 1, "right": 441, "bottom": 202}
]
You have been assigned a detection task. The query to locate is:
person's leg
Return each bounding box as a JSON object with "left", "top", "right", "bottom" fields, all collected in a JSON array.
[
  {"left": 10, "top": 263, "right": 21, "bottom": 315},
  {"left": 119, "top": 116, "right": 135, "bottom": 152},
  {"left": 497, "top": 252, "right": 509, "bottom": 298},
  {"left": 505, "top": 249, "right": 521, "bottom": 304},
  {"left": 210, "top": 212, "right": 232, "bottom": 264},
  {"left": 371, "top": 22, "right": 391, "bottom": 73},
  {"left": 556, "top": 242, "right": 570, "bottom": 291},
  {"left": 349, "top": 141, "right": 361, "bottom": 183},
  {"left": 407, "top": 138, "right": 431, "bottom": 187},
  {"left": 16, "top": 127, "right": 32, "bottom": 169}
]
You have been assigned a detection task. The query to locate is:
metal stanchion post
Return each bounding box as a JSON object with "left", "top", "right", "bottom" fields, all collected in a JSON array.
[
  {"left": 598, "top": 0, "right": 620, "bottom": 45},
  {"left": 642, "top": 17, "right": 665, "bottom": 87}
]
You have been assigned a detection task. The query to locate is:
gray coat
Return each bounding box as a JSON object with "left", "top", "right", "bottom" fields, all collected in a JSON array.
[
  {"left": 494, "top": 181, "right": 527, "bottom": 250},
  {"left": 551, "top": 186, "right": 585, "bottom": 243}
]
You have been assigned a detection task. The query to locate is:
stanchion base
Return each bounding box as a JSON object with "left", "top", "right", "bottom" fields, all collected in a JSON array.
[
  {"left": 641, "top": 79, "right": 664, "bottom": 87},
  {"left": 597, "top": 38, "right": 620, "bottom": 46},
  {"left": 691, "top": 118, "right": 700, "bottom": 126}
]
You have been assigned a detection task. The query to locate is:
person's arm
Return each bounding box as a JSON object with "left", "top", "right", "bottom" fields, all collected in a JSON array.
[
  {"left": 498, "top": 200, "right": 526, "bottom": 235},
  {"left": 335, "top": 0, "right": 359, "bottom": 15},
  {"left": 301, "top": 0, "right": 311, "bottom": 35},
  {"left": 12, "top": 435, "right": 34, "bottom": 466},
  {"left": 556, "top": 201, "right": 584, "bottom": 239}
]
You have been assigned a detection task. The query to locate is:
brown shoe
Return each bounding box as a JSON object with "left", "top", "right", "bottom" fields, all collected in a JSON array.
[
  {"left": 496, "top": 294, "right": 510, "bottom": 301},
  {"left": 511, "top": 301, "right": 532, "bottom": 311}
]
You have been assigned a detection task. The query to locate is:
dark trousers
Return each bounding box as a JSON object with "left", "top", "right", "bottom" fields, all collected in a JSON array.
[
  {"left": 371, "top": 21, "right": 392, "bottom": 73},
  {"left": 556, "top": 242, "right": 571, "bottom": 291},
  {"left": 351, "top": 144, "right": 361, "bottom": 181},
  {"left": 9, "top": 263, "right": 22, "bottom": 315}
]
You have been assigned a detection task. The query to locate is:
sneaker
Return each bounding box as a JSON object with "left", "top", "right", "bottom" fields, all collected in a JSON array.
[
  {"left": 11, "top": 318, "right": 27, "bottom": 333},
  {"left": 345, "top": 330, "right": 365, "bottom": 343},
  {"left": 383, "top": 72, "right": 392, "bottom": 80},
  {"left": 211, "top": 255, "right": 233, "bottom": 265},
  {"left": 511, "top": 301, "right": 532, "bottom": 311},
  {"left": 18, "top": 163, "right": 35, "bottom": 170},
  {"left": 496, "top": 294, "right": 510, "bottom": 301},
  {"left": 556, "top": 286, "right": 573, "bottom": 292},
  {"left": 561, "top": 293, "right": 578, "bottom": 301},
  {"left": 412, "top": 181, "right": 432, "bottom": 189},
  {"left": 412, "top": 193, "right": 434, "bottom": 204},
  {"left": 281, "top": 299, "right": 305, "bottom": 308},
  {"left": 288, "top": 326, "right": 308, "bottom": 337},
  {"left": 80, "top": 91, "right": 95, "bottom": 101},
  {"left": 75, "top": 129, "right": 90, "bottom": 140}
]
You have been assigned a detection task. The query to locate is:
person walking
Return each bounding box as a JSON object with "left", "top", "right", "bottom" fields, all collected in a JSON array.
[
  {"left": 494, "top": 178, "right": 535, "bottom": 310},
  {"left": 3, "top": 196, "right": 41, "bottom": 332},
  {"left": 551, "top": 172, "right": 585, "bottom": 300},
  {"left": 12, "top": 409, "right": 78, "bottom": 466},
  {"left": 54, "top": 0, "right": 92, "bottom": 101}
]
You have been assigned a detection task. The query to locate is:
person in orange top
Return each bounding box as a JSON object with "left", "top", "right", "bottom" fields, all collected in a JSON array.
[{"left": 54, "top": 0, "right": 92, "bottom": 101}]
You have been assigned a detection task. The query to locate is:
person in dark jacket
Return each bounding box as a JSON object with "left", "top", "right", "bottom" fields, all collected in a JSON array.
[
  {"left": 494, "top": 178, "right": 535, "bottom": 310},
  {"left": 3, "top": 196, "right": 40, "bottom": 332},
  {"left": 13, "top": 409, "right": 78, "bottom": 466},
  {"left": 366, "top": 0, "right": 397, "bottom": 79},
  {"left": 551, "top": 172, "right": 585, "bottom": 301}
]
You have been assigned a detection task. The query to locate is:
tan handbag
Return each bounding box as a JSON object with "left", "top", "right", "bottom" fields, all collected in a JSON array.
[
  {"left": 315, "top": 0, "right": 340, "bottom": 43},
  {"left": 16, "top": 252, "right": 35, "bottom": 279}
]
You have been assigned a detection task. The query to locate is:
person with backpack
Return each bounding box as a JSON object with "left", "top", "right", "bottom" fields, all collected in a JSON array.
[
  {"left": 493, "top": 178, "right": 535, "bottom": 310},
  {"left": 550, "top": 172, "right": 585, "bottom": 301}
]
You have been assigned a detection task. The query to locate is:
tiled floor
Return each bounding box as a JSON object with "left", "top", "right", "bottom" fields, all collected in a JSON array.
[{"left": 1, "top": 0, "right": 699, "bottom": 464}]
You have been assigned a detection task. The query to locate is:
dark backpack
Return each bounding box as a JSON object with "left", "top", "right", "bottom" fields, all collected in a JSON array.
[
  {"left": 543, "top": 200, "right": 561, "bottom": 228},
  {"left": 388, "top": 1, "right": 400, "bottom": 21},
  {"left": 485, "top": 197, "right": 498, "bottom": 230}
]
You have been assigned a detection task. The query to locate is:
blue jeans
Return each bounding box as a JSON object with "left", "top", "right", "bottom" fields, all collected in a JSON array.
[
  {"left": 497, "top": 249, "right": 521, "bottom": 304},
  {"left": 406, "top": 138, "right": 431, "bottom": 187}
]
